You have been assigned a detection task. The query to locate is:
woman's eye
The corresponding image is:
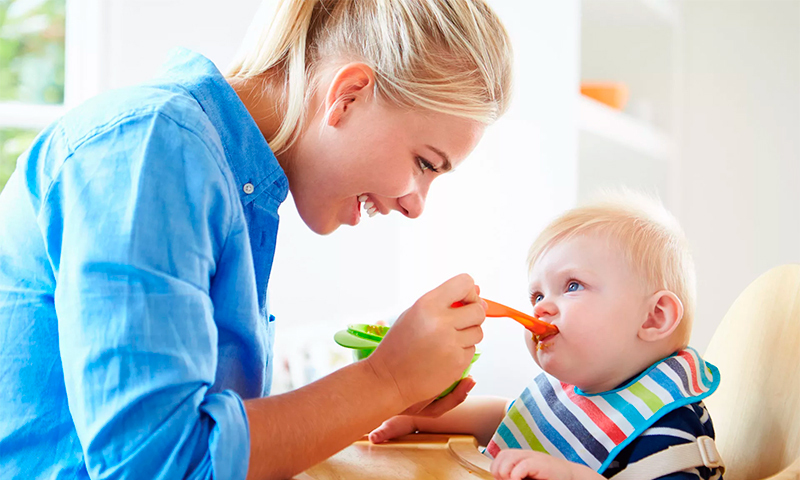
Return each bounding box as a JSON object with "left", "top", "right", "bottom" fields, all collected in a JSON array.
[
  {"left": 567, "top": 281, "right": 584, "bottom": 292},
  {"left": 417, "top": 156, "right": 439, "bottom": 173}
]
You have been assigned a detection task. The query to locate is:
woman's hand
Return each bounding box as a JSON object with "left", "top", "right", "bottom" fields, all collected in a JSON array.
[
  {"left": 365, "top": 274, "right": 486, "bottom": 410},
  {"left": 491, "top": 450, "right": 604, "bottom": 480},
  {"left": 398, "top": 376, "right": 477, "bottom": 417}
]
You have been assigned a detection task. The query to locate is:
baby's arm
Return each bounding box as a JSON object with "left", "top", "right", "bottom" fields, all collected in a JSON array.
[{"left": 370, "top": 396, "right": 510, "bottom": 446}]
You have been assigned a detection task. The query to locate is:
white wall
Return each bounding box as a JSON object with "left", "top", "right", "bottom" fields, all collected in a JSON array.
[
  {"left": 680, "top": 0, "right": 800, "bottom": 351},
  {"left": 66, "top": 0, "right": 263, "bottom": 104},
  {"left": 69, "top": 0, "right": 800, "bottom": 398}
]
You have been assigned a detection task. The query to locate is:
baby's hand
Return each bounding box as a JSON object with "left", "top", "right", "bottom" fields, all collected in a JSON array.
[
  {"left": 490, "top": 450, "right": 603, "bottom": 480},
  {"left": 368, "top": 415, "right": 417, "bottom": 444},
  {"left": 370, "top": 377, "right": 477, "bottom": 444}
]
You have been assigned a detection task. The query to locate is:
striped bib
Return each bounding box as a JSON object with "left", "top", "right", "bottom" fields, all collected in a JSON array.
[{"left": 484, "top": 348, "right": 720, "bottom": 473}]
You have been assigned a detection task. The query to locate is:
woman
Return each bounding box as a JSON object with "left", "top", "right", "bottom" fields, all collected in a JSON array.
[{"left": 0, "top": 0, "right": 513, "bottom": 479}]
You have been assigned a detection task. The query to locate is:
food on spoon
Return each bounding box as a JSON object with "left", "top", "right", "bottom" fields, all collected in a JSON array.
[{"left": 364, "top": 324, "right": 387, "bottom": 336}]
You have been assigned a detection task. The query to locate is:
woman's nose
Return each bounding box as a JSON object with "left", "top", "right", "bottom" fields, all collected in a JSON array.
[
  {"left": 533, "top": 299, "right": 558, "bottom": 319},
  {"left": 396, "top": 184, "right": 428, "bottom": 219}
]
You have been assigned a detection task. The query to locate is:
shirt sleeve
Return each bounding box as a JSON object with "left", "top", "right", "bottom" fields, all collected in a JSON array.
[
  {"left": 44, "top": 110, "right": 249, "bottom": 479},
  {"left": 603, "top": 402, "right": 720, "bottom": 480}
]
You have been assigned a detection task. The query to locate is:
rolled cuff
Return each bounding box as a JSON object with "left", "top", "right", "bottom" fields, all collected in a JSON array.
[{"left": 201, "top": 390, "right": 250, "bottom": 480}]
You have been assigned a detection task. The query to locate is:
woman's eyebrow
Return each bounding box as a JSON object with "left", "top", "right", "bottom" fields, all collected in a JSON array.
[{"left": 426, "top": 145, "right": 453, "bottom": 172}]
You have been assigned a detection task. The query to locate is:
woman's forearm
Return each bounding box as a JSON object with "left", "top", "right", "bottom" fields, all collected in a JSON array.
[
  {"left": 414, "top": 395, "right": 509, "bottom": 446},
  {"left": 244, "top": 359, "right": 404, "bottom": 480}
]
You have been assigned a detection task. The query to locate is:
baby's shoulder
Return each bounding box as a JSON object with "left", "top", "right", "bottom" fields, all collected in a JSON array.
[
  {"left": 651, "top": 401, "right": 715, "bottom": 438},
  {"left": 603, "top": 402, "right": 718, "bottom": 479}
]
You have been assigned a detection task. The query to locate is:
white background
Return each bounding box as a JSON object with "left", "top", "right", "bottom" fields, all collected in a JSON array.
[{"left": 63, "top": 0, "right": 800, "bottom": 398}]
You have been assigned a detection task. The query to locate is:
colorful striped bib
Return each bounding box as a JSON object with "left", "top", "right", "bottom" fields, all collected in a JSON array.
[{"left": 485, "top": 348, "right": 720, "bottom": 473}]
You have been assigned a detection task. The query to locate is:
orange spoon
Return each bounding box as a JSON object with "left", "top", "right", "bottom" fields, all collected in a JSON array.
[{"left": 453, "top": 298, "right": 559, "bottom": 339}]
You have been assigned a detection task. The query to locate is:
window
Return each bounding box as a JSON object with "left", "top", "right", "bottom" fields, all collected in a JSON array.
[{"left": 0, "top": 0, "right": 66, "bottom": 191}]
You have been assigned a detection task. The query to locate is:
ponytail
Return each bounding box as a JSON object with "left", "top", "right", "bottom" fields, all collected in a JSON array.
[
  {"left": 228, "top": 0, "right": 513, "bottom": 155},
  {"left": 228, "top": 0, "right": 319, "bottom": 153}
]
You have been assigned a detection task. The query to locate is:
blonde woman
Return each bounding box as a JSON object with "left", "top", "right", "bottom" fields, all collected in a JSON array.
[{"left": 0, "top": 0, "right": 512, "bottom": 479}]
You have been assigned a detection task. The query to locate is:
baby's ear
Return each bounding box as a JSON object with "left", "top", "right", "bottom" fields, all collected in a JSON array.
[{"left": 638, "top": 291, "right": 684, "bottom": 343}]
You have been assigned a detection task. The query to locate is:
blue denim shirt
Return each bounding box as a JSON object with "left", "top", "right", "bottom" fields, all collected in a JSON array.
[{"left": 0, "top": 49, "right": 288, "bottom": 479}]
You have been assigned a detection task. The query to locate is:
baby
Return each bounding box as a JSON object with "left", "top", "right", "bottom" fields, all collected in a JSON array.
[{"left": 370, "top": 191, "right": 724, "bottom": 480}]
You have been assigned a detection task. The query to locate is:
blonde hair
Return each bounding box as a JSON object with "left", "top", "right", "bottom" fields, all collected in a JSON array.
[
  {"left": 227, "top": 0, "right": 513, "bottom": 153},
  {"left": 527, "top": 190, "right": 696, "bottom": 348}
]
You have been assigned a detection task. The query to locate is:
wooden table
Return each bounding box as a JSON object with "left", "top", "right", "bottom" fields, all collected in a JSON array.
[{"left": 294, "top": 434, "right": 493, "bottom": 480}]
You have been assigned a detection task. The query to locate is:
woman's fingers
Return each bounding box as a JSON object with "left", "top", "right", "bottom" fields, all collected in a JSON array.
[
  {"left": 451, "top": 302, "right": 486, "bottom": 330},
  {"left": 457, "top": 325, "right": 484, "bottom": 348},
  {"left": 436, "top": 273, "right": 481, "bottom": 305},
  {"left": 409, "top": 377, "right": 476, "bottom": 418},
  {"left": 366, "top": 273, "right": 486, "bottom": 406}
]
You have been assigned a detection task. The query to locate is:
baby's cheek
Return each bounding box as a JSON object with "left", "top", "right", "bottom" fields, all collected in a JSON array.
[
  {"left": 523, "top": 330, "right": 535, "bottom": 353},
  {"left": 574, "top": 332, "right": 620, "bottom": 370},
  {"left": 523, "top": 332, "right": 546, "bottom": 370}
]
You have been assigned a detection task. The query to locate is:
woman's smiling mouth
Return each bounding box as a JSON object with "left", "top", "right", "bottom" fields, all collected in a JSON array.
[{"left": 358, "top": 194, "right": 386, "bottom": 218}]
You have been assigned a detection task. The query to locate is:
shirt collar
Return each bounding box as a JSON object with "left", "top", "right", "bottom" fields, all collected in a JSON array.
[{"left": 157, "top": 48, "right": 289, "bottom": 208}]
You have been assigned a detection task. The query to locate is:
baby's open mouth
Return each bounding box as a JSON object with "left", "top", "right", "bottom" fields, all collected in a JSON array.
[
  {"left": 534, "top": 331, "right": 557, "bottom": 343},
  {"left": 534, "top": 331, "right": 557, "bottom": 350}
]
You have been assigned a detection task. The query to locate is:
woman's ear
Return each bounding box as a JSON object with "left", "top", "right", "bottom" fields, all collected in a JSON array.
[
  {"left": 324, "top": 63, "right": 375, "bottom": 127},
  {"left": 638, "top": 290, "right": 684, "bottom": 343}
]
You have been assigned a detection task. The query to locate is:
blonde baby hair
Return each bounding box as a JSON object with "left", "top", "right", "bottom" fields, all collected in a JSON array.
[
  {"left": 527, "top": 190, "right": 697, "bottom": 349},
  {"left": 227, "top": 0, "right": 513, "bottom": 154}
]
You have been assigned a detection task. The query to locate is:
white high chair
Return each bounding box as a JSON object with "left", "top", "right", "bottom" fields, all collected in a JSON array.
[{"left": 703, "top": 264, "right": 800, "bottom": 479}]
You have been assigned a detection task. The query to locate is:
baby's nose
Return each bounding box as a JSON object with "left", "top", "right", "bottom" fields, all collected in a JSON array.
[{"left": 533, "top": 299, "right": 557, "bottom": 318}]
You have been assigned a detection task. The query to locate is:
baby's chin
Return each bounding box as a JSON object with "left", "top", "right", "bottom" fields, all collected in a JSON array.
[
  {"left": 532, "top": 348, "right": 564, "bottom": 377},
  {"left": 532, "top": 350, "right": 597, "bottom": 390}
]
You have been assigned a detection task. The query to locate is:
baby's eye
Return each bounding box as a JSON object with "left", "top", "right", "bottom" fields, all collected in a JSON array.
[
  {"left": 567, "top": 281, "right": 584, "bottom": 292},
  {"left": 532, "top": 293, "right": 544, "bottom": 304}
]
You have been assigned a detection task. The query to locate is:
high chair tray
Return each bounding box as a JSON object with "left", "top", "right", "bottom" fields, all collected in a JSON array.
[{"left": 293, "top": 434, "right": 492, "bottom": 479}]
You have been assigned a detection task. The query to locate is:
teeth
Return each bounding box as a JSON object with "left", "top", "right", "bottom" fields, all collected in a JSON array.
[{"left": 359, "top": 195, "right": 379, "bottom": 218}]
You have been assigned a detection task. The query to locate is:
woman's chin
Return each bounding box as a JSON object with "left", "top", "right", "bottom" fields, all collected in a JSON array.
[
  {"left": 306, "top": 220, "right": 337, "bottom": 235},
  {"left": 296, "top": 206, "right": 340, "bottom": 235}
]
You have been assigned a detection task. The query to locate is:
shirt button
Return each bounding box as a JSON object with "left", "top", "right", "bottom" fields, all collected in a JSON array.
[{"left": 243, "top": 183, "right": 255, "bottom": 195}]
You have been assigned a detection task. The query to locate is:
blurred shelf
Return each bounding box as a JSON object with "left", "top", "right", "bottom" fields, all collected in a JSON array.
[
  {"left": 578, "top": 94, "right": 675, "bottom": 161},
  {"left": 582, "top": 0, "right": 677, "bottom": 28}
]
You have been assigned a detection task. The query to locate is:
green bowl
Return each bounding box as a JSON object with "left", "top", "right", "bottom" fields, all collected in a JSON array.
[{"left": 334, "top": 323, "right": 480, "bottom": 399}]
